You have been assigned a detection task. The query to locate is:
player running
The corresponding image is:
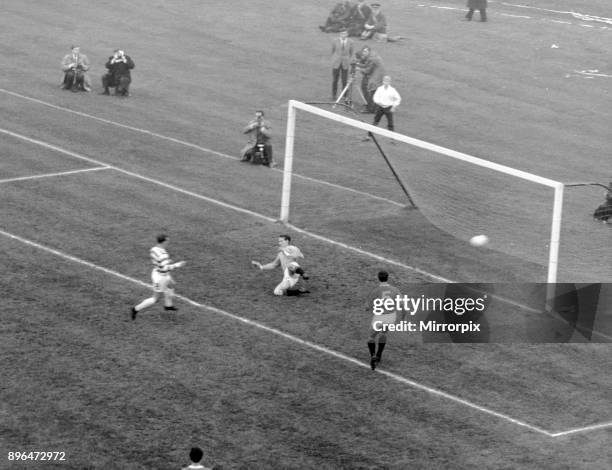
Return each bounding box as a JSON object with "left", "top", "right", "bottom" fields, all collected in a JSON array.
[
  {"left": 131, "top": 234, "right": 186, "bottom": 320},
  {"left": 252, "top": 234, "right": 310, "bottom": 296}
]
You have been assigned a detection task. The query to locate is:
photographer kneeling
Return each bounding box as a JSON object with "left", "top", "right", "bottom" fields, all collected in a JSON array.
[
  {"left": 102, "top": 49, "right": 135, "bottom": 96},
  {"left": 240, "top": 110, "right": 275, "bottom": 167},
  {"left": 60, "top": 45, "right": 91, "bottom": 92}
]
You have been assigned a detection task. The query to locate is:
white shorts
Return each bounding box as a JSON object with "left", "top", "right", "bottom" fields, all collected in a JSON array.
[
  {"left": 151, "top": 270, "right": 173, "bottom": 293},
  {"left": 273, "top": 268, "right": 300, "bottom": 296}
]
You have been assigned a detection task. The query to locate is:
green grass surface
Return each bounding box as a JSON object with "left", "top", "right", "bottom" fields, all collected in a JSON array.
[{"left": 1, "top": 1, "right": 611, "bottom": 468}]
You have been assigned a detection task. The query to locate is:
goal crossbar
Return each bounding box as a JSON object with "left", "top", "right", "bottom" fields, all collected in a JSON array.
[{"left": 281, "top": 100, "right": 564, "bottom": 284}]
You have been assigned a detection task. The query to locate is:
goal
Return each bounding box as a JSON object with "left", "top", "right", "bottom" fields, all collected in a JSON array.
[{"left": 279, "top": 100, "right": 566, "bottom": 283}]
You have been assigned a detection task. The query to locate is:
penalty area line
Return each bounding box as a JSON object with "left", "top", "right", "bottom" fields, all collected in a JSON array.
[
  {"left": 550, "top": 421, "right": 612, "bottom": 437},
  {"left": 0, "top": 166, "right": 110, "bottom": 184},
  {"left": 0, "top": 227, "right": 552, "bottom": 437}
]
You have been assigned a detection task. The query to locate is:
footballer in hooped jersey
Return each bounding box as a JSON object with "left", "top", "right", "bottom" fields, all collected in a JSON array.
[{"left": 131, "top": 234, "right": 186, "bottom": 320}]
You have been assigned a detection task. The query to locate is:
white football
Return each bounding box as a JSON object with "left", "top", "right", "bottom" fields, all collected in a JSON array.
[{"left": 470, "top": 235, "right": 489, "bottom": 247}]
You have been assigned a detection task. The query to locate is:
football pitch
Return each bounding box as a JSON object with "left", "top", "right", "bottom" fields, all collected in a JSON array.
[{"left": 2, "top": 1, "right": 611, "bottom": 468}]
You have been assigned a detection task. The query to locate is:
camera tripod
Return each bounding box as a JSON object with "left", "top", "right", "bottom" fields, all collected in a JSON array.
[
  {"left": 333, "top": 73, "right": 355, "bottom": 108},
  {"left": 333, "top": 69, "right": 367, "bottom": 111}
]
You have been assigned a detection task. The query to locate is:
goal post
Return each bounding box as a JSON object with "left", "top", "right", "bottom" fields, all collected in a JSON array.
[{"left": 280, "top": 99, "right": 565, "bottom": 284}]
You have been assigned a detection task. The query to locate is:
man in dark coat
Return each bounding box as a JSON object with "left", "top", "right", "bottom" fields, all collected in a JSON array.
[
  {"left": 319, "top": 1, "right": 353, "bottom": 33},
  {"left": 347, "top": 0, "right": 372, "bottom": 37},
  {"left": 465, "top": 0, "right": 487, "bottom": 22},
  {"left": 355, "top": 46, "right": 386, "bottom": 113},
  {"left": 102, "top": 49, "right": 135, "bottom": 96},
  {"left": 361, "top": 3, "right": 387, "bottom": 40}
]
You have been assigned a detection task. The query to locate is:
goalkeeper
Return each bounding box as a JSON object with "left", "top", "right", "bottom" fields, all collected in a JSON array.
[{"left": 252, "top": 235, "right": 310, "bottom": 296}]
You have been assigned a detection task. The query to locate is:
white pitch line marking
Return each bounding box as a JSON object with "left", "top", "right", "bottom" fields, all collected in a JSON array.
[
  {"left": 550, "top": 421, "right": 612, "bottom": 437},
  {"left": 0, "top": 88, "right": 405, "bottom": 208},
  {"left": 574, "top": 70, "right": 612, "bottom": 78},
  {"left": 500, "top": 2, "right": 612, "bottom": 26},
  {"left": 428, "top": 6, "right": 460, "bottom": 10},
  {"left": 418, "top": 1, "right": 611, "bottom": 29},
  {"left": 0, "top": 227, "right": 554, "bottom": 436},
  {"left": 0, "top": 166, "right": 110, "bottom": 184},
  {"left": 499, "top": 13, "right": 532, "bottom": 19}
]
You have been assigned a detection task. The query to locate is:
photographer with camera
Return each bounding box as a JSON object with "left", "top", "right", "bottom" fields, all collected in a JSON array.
[
  {"left": 102, "top": 49, "right": 135, "bottom": 96},
  {"left": 60, "top": 45, "right": 91, "bottom": 92},
  {"left": 354, "top": 45, "right": 386, "bottom": 113},
  {"left": 240, "top": 110, "right": 275, "bottom": 167}
]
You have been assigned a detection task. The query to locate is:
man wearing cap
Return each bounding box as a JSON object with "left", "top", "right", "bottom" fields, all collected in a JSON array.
[
  {"left": 60, "top": 45, "right": 91, "bottom": 92},
  {"left": 102, "top": 49, "right": 135, "bottom": 96},
  {"left": 362, "top": 3, "right": 387, "bottom": 40},
  {"left": 330, "top": 29, "right": 354, "bottom": 101}
]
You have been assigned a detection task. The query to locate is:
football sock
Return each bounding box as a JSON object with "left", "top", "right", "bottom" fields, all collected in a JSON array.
[
  {"left": 135, "top": 297, "right": 156, "bottom": 311},
  {"left": 376, "top": 341, "right": 386, "bottom": 359},
  {"left": 367, "top": 340, "right": 376, "bottom": 356}
]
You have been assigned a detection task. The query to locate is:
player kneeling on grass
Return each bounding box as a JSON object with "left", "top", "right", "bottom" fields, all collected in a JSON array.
[
  {"left": 252, "top": 234, "right": 310, "bottom": 296},
  {"left": 131, "top": 234, "right": 186, "bottom": 320}
]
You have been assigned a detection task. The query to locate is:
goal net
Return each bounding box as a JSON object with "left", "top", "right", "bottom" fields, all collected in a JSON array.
[{"left": 279, "top": 100, "right": 609, "bottom": 284}]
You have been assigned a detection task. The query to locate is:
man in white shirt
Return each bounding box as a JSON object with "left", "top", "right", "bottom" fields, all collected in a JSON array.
[{"left": 372, "top": 75, "right": 401, "bottom": 132}]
